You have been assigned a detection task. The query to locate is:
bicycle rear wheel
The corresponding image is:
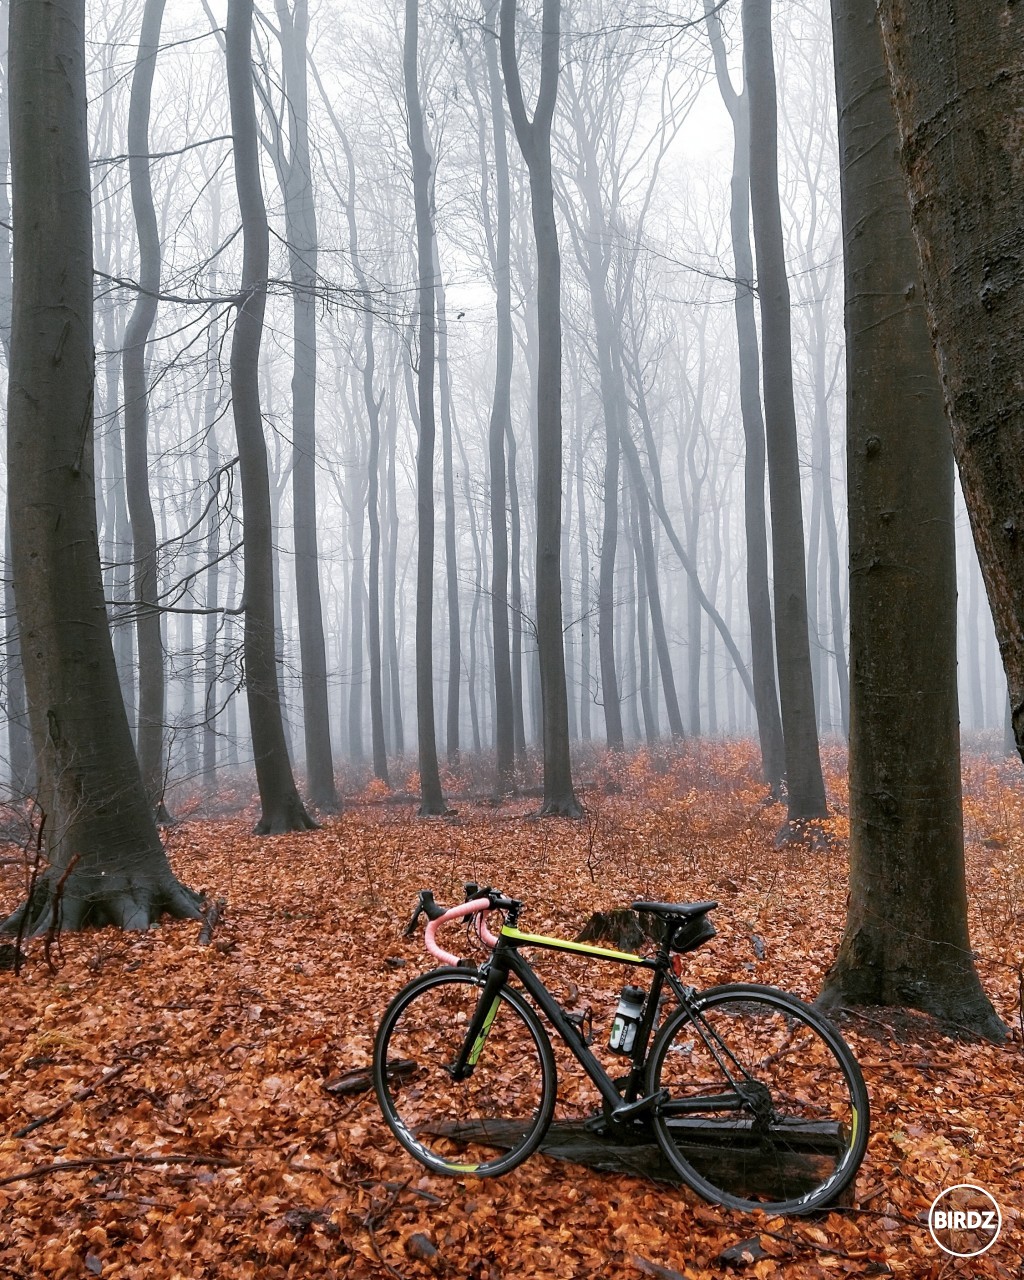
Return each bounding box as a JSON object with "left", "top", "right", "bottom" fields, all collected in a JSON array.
[
  {"left": 373, "top": 968, "right": 557, "bottom": 1177},
  {"left": 647, "top": 983, "right": 868, "bottom": 1213}
]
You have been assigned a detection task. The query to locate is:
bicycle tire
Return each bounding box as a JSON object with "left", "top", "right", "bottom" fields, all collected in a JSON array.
[
  {"left": 647, "top": 983, "right": 869, "bottom": 1214},
  {"left": 373, "top": 967, "right": 557, "bottom": 1177}
]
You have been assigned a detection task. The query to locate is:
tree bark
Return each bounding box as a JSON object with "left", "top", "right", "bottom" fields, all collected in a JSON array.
[
  {"left": 274, "top": 0, "right": 337, "bottom": 812},
  {"left": 704, "top": 0, "right": 785, "bottom": 794},
  {"left": 226, "top": 0, "right": 314, "bottom": 834},
  {"left": 743, "top": 0, "right": 827, "bottom": 823},
  {"left": 404, "top": 0, "right": 446, "bottom": 814},
  {"left": 337, "top": 129, "right": 389, "bottom": 785},
  {"left": 3, "top": 0, "right": 201, "bottom": 935},
  {"left": 122, "top": 0, "right": 170, "bottom": 819},
  {"left": 818, "top": 0, "right": 1004, "bottom": 1040},
  {"left": 500, "top": 0, "right": 580, "bottom": 817},
  {"left": 872, "top": 1, "right": 1024, "bottom": 762},
  {"left": 0, "top": 8, "right": 32, "bottom": 796},
  {"left": 433, "top": 242, "right": 462, "bottom": 765},
  {"left": 482, "top": 1, "right": 516, "bottom": 792}
]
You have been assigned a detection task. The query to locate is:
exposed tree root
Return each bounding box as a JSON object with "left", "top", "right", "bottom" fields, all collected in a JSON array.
[{"left": 0, "top": 869, "right": 203, "bottom": 939}]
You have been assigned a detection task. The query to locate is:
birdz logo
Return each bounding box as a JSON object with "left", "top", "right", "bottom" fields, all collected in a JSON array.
[{"left": 928, "top": 1185, "right": 1002, "bottom": 1257}]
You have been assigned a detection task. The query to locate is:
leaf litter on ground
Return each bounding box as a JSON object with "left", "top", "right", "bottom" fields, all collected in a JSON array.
[{"left": 1, "top": 740, "right": 1022, "bottom": 1278}]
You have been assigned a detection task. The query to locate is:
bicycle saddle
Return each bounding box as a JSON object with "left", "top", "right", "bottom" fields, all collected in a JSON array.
[{"left": 631, "top": 899, "right": 718, "bottom": 919}]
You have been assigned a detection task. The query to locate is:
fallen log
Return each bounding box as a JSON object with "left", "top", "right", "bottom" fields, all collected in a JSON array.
[{"left": 425, "top": 1115, "right": 852, "bottom": 1203}]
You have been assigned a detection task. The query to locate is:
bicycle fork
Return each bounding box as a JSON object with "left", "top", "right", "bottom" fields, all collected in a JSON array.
[{"left": 447, "top": 961, "right": 509, "bottom": 1081}]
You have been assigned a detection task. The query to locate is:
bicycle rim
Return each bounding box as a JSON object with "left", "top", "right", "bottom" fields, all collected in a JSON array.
[
  {"left": 373, "top": 968, "right": 557, "bottom": 1177},
  {"left": 648, "top": 983, "right": 869, "bottom": 1213}
]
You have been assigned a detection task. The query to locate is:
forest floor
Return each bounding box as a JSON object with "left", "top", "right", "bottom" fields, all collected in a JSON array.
[{"left": 1, "top": 741, "right": 1022, "bottom": 1280}]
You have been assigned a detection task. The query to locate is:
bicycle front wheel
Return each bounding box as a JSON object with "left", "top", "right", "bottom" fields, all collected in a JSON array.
[
  {"left": 648, "top": 983, "right": 868, "bottom": 1214},
  {"left": 373, "top": 968, "right": 557, "bottom": 1177}
]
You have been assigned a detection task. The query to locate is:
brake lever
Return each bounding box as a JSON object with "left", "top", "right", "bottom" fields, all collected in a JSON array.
[{"left": 404, "top": 889, "right": 446, "bottom": 936}]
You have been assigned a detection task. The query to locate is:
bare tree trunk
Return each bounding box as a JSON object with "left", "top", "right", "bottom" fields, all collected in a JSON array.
[
  {"left": 123, "top": 0, "right": 170, "bottom": 819},
  {"left": 507, "top": 419, "right": 527, "bottom": 767},
  {"left": 384, "top": 394, "right": 405, "bottom": 756},
  {"left": 872, "top": 2, "right": 1024, "bottom": 761},
  {"left": 4, "top": 0, "right": 200, "bottom": 935},
  {"left": 482, "top": 1, "right": 516, "bottom": 792},
  {"left": 433, "top": 245, "right": 462, "bottom": 765},
  {"left": 404, "top": 0, "right": 445, "bottom": 813},
  {"left": 818, "top": 0, "right": 1004, "bottom": 1040},
  {"left": 0, "top": 12, "right": 32, "bottom": 795},
  {"left": 743, "top": 0, "right": 827, "bottom": 823},
  {"left": 226, "top": 0, "right": 313, "bottom": 833},
  {"left": 501, "top": 0, "right": 580, "bottom": 816},
  {"left": 275, "top": 0, "right": 337, "bottom": 811},
  {"left": 705, "top": 0, "right": 785, "bottom": 794},
  {"left": 620, "top": 432, "right": 683, "bottom": 738},
  {"left": 575, "top": 426, "right": 592, "bottom": 743}
]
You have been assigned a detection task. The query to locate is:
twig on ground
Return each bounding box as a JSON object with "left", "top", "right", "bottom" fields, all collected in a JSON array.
[
  {"left": 13, "top": 1061, "right": 132, "bottom": 1138},
  {"left": 0, "top": 1151, "right": 240, "bottom": 1187}
]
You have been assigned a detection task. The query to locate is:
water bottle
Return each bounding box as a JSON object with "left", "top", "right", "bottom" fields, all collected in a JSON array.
[{"left": 608, "top": 985, "right": 646, "bottom": 1054}]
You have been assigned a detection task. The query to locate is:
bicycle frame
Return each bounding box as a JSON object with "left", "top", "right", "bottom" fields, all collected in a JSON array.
[{"left": 452, "top": 920, "right": 698, "bottom": 1117}]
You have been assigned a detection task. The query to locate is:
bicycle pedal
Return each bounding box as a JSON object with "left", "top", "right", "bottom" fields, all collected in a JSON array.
[{"left": 610, "top": 1088, "right": 669, "bottom": 1123}]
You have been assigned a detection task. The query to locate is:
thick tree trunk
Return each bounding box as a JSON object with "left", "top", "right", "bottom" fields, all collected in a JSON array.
[
  {"left": 275, "top": 0, "right": 337, "bottom": 812},
  {"left": 0, "top": 20, "right": 32, "bottom": 796},
  {"left": 501, "top": 0, "right": 580, "bottom": 817},
  {"left": 3, "top": 0, "right": 201, "bottom": 935},
  {"left": 743, "top": 0, "right": 827, "bottom": 823},
  {"left": 225, "top": 0, "right": 314, "bottom": 834},
  {"left": 705, "top": 0, "right": 785, "bottom": 794},
  {"left": 404, "top": 0, "right": 446, "bottom": 814},
  {"left": 818, "top": 0, "right": 1004, "bottom": 1040},
  {"left": 873, "top": 2, "right": 1024, "bottom": 762},
  {"left": 123, "top": 0, "right": 170, "bottom": 819}
]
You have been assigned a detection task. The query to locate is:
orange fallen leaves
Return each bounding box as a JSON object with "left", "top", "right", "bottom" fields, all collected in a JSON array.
[{"left": 0, "top": 740, "right": 1021, "bottom": 1278}]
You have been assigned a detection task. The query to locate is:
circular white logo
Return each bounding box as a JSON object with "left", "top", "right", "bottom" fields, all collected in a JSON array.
[{"left": 928, "top": 1184, "right": 1002, "bottom": 1257}]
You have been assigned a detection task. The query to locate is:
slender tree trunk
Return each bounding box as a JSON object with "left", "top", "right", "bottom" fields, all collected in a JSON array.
[
  {"left": 620, "top": 432, "right": 683, "bottom": 738},
  {"left": 225, "top": 0, "right": 313, "bottom": 834},
  {"left": 743, "top": 0, "right": 827, "bottom": 823},
  {"left": 626, "top": 342, "right": 754, "bottom": 713},
  {"left": 4, "top": 0, "right": 200, "bottom": 935},
  {"left": 384, "top": 395, "right": 405, "bottom": 755},
  {"left": 483, "top": 1, "right": 516, "bottom": 792},
  {"left": 506, "top": 419, "right": 527, "bottom": 767},
  {"left": 501, "top": 0, "right": 580, "bottom": 816},
  {"left": 434, "top": 244, "right": 462, "bottom": 765},
  {"left": 123, "top": 0, "right": 170, "bottom": 819},
  {"left": 404, "top": 0, "right": 446, "bottom": 813},
  {"left": 575, "top": 428, "right": 592, "bottom": 743},
  {"left": 819, "top": 0, "right": 1004, "bottom": 1040},
  {"left": 274, "top": 0, "right": 337, "bottom": 811},
  {"left": 705, "top": 0, "right": 785, "bottom": 794}
]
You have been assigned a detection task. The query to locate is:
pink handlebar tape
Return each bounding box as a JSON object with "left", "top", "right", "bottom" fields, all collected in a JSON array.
[{"left": 424, "top": 897, "right": 499, "bottom": 965}]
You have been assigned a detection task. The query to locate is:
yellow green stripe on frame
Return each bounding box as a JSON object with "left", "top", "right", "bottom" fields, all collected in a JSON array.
[{"left": 499, "top": 925, "right": 644, "bottom": 965}]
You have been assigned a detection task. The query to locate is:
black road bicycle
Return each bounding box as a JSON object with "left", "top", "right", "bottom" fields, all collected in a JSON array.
[{"left": 372, "top": 886, "right": 869, "bottom": 1215}]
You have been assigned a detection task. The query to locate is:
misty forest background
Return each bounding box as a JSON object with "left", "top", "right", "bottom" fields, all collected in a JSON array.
[{"left": 0, "top": 0, "right": 1012, "bottom": 819}]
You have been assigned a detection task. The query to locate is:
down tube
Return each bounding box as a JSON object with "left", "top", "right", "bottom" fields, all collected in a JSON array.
[{"left": 507, "top": 950, "right": 625, "bottom": 1111}]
